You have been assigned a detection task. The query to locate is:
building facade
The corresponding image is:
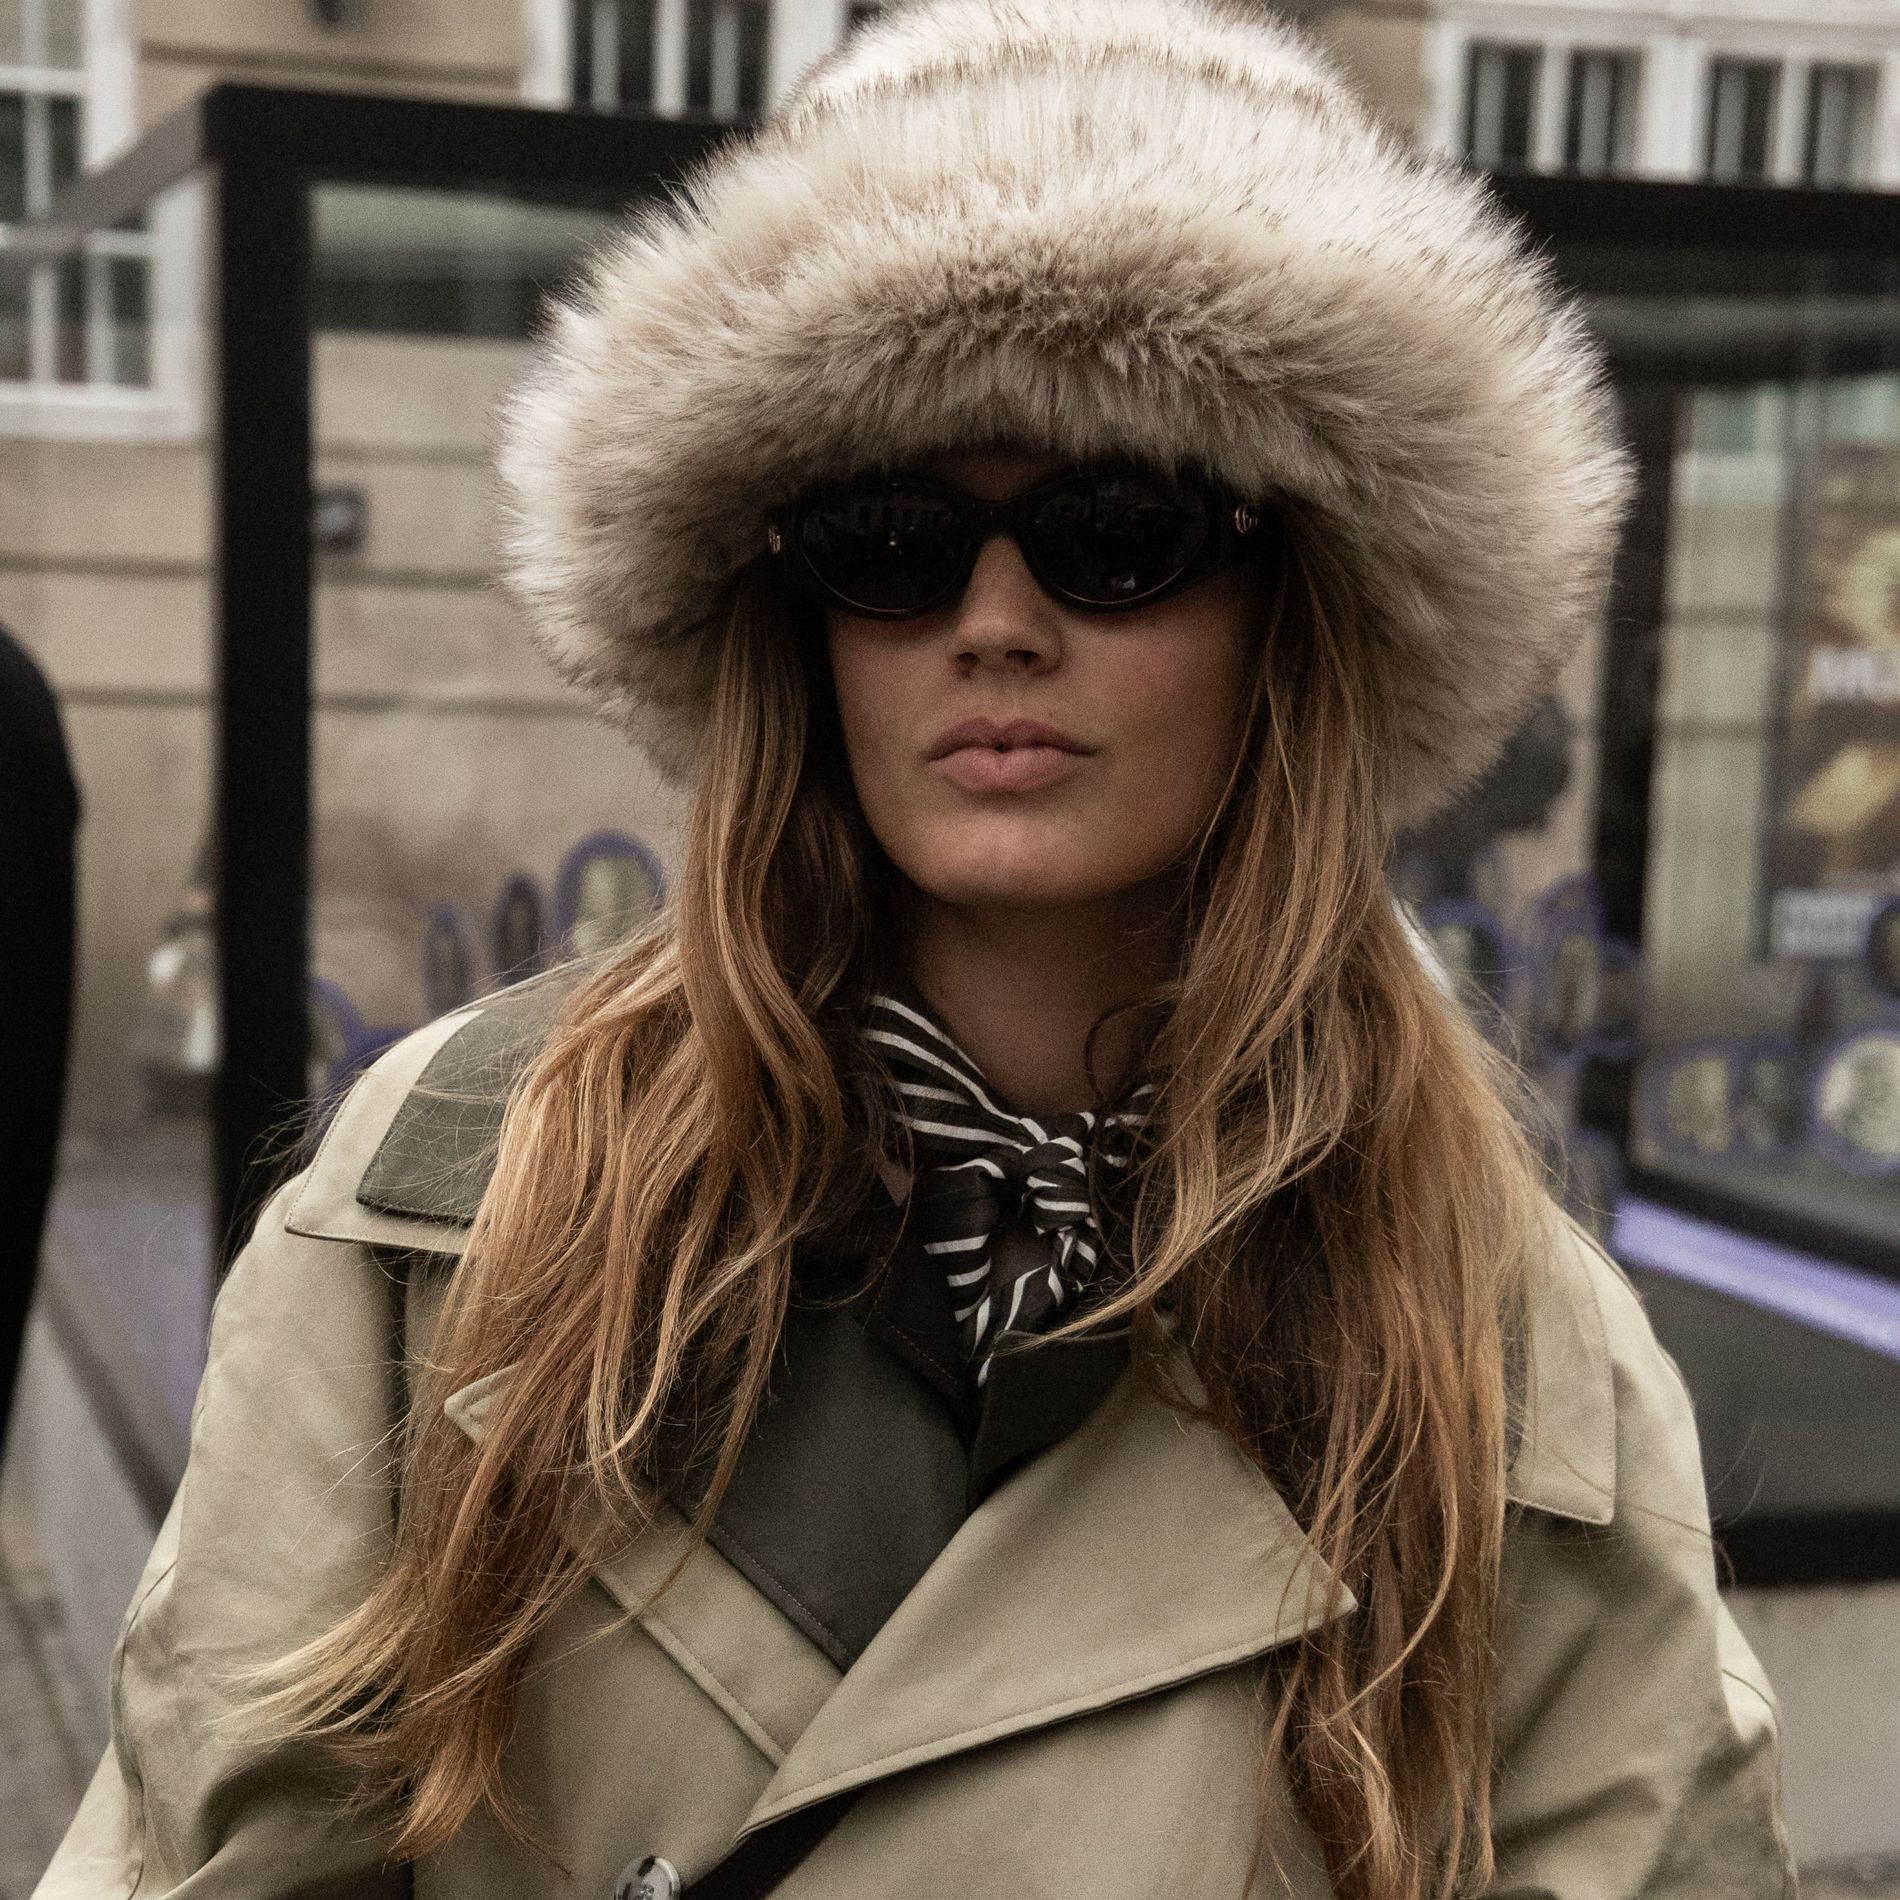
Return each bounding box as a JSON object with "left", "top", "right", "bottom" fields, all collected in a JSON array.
[{"left": 1455, "top": 3, "right": 1897, "bottom": 185}]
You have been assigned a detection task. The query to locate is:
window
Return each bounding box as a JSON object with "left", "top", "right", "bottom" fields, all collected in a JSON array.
[
  {"left": 685, "top": 0, "right": 768, "bottom": 118},
  {"left": 569, "top": 0, "right": 766, "bottom": 120},
  {"left": 2, "top": 0, "right": 82, "bottom": 383},
  {"left": 1705, "top": 58, "right": 1779, "bottom": 183},
  {"left": 0, "top": 90, "right": 80, "bottom": 224},
  {"left": 1564, "top": 50, "right": 1639, "bottom": 176},
  {"left": 0, "top": 0, "right": 151, "bottom": 392},
  {"left": 571, "top": 0, "right": 659, "bottom": 113},
  {"left": 1804, "top": 64, "right": 1878, "bottom": 187},
  {"left": 1465, "top": 42, "right": 1541, "bottom": 170}
]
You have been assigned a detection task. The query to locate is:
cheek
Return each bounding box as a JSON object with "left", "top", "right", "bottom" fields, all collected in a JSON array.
[
  {"left": 829, "top": 631, "right": 897, "bottom": 744},
  {"left": 1101, "top": 632, "right": 1251, "bottom": 835},
  {"left": 826, "top": 623, "right": 927, "bottom": 822}
]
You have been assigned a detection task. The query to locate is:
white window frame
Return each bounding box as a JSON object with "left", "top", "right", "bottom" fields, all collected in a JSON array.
[
  {"left": 1429, "top": 21, "right": 1896, "bottom": 189},
  {"left": 1562, "top": 46, "right": 1642, "bottom": 178},
  {"left": 1429, "top": 23, "right": 1652, "bottom": 177},
  {"left": 1804, "top": 61, "right": 1880, "bottom": 187},
  {"left": 0, "top": 0, "right": 195, "bottom": 439},
  {"left": 687, "top": 0, "right": 769, "bottom": 119},
  {"left": 1462, "top": 37, "right": 1544, "bottom": 171},
  {"left": 525, "top": 0, "right": 859, "bottom": 117},
  {"left": 534, "top": 0, "right": 786, "bottom": 119}
]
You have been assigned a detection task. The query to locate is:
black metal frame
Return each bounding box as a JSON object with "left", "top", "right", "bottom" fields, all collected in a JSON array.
[{"left": 8, "top": 100, "right": 1899, "bottom": 1581}]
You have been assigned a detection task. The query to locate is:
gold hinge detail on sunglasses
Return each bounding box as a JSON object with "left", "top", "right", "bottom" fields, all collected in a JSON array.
[
  {"left": 1234, "top": 504, "right": 1259, "bottom": 535},
  {"left": 767, "top": 524, "right": 784, "bottom": 554}
]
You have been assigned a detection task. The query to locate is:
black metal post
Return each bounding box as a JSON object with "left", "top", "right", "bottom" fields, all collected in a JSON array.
[
  {"left": 211, "top": 158, "right": 312, "bottom": 1267},
  {"left": 1574, "top": 381, "right": 1677, "bottom": 1154}
]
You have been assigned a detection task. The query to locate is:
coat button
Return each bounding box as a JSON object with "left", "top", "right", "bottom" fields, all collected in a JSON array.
[{"left": 614, "top": 1857, "right": 682, "bottom": 1900}]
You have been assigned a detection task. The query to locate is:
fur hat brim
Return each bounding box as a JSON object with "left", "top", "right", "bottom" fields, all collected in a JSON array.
[{"left": 496, "top": 0, "right": 1632, "bottom": 830}]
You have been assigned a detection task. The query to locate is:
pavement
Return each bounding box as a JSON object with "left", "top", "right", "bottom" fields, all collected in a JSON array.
[{"left": 0, "top": 1553, "right": 87, "bottom": 1900}]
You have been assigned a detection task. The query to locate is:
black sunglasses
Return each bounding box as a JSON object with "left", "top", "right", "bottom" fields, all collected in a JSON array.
[{"left": 766, "top": 462, "right": 1271, "bottom": 620}]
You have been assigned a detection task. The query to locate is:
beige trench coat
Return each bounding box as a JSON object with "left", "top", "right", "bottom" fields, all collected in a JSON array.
[{"left": 36, "top": 995, "right": 1796, "bottom": 1900}]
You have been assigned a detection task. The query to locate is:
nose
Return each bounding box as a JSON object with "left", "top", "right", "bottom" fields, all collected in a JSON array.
[{"left": 948, "top": 531, "right": 1063, "bottom": 677}]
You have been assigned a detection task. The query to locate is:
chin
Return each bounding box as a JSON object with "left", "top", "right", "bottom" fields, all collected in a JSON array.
[{"left": 905, "top": 842, "right": 1134, "bottom": 912}]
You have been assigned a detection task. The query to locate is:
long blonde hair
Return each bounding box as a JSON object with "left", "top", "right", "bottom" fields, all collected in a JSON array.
[{"left": 262, "top": 516, "right": 1555, "bottom": 1900}]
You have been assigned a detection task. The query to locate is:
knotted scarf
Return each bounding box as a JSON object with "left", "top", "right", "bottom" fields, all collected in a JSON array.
[{"left": 862, "top": 991, "right": 1150, "bottom": 1387}]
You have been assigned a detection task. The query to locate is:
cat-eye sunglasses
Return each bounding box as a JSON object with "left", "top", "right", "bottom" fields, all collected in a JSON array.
[{"left": 767, "top": 461, "right": 1273, "bottom": 621}]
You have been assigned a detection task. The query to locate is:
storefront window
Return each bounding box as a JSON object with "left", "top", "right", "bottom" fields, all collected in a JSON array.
[
  {"left": 1641, "top": 363, "right": 1900, "bottom": 1258},
  {"left": 1, "top": 93, "right": 723, "bottom": 1521},
  {"left": 306, "top": 182, "right": 683, "bottom": 1091},
  {"left": 3, "top": 173, "right": 215, "bottom": 1505}
]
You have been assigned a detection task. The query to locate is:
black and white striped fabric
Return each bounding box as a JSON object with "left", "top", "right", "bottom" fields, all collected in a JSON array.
[{"left": 862, "top": 991, "right": 1151, "bottom": 1387}]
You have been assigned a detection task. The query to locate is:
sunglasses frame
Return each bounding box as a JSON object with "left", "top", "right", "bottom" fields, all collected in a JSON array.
[{"left": 766, "top": 460, "right": 1268, "bottom": 621}]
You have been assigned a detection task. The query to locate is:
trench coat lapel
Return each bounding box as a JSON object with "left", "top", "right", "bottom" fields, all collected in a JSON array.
[
  {"left": 443, "top": 1351, "right": 1354, "bottom": 1814},
  {"left": 733, "top": 1211, "right": 1618, "bottom": 1835},
  {"left": 739, "top": 1358, "right": 1355, "bottom": 1832},
  {"left": 437, "top": 1239, "right": 1614, "bottom": 1831},
  {"left": 418, "top": 1286, "right": 1616, "bottom": 1823},
  {"left": 445, "top": 1369, "right": 846, "bottom": 1768}
]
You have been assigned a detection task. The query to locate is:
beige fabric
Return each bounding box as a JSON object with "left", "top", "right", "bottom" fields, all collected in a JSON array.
[{"left": 36, "top": 1022, "right": 1795, "bottom": 1899}]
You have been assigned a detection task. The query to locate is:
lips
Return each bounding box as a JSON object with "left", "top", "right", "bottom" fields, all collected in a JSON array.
[
  {"left": 925, "top": 717, "right": 1092, "bottom": 793},
  {"left": 925, "top": 717, "right": 1088, "bottom": 762}
]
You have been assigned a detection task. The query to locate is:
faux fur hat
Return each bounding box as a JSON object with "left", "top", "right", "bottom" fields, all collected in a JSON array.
[{"left": 496, "top": 0, "right": 1632, "bottom": 830}]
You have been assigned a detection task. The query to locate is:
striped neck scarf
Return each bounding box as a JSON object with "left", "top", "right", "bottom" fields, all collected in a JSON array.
[{"left": 862, "top": 990, "right": 1152, "bottom": 1388}]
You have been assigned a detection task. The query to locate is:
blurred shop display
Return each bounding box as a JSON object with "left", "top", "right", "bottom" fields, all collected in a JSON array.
[
  {"left": 1396, "top": 695, "right": 1643, "bottom": 1239},
  {"left": 1396, "top": 864, "right": 1645, "bottom": 1241},
  {"left": 1766, "top": 448, "right": 1900, "bottom": 962},
  {"left": 555, "top": 831, "right": 666, "bottom": 961},
  {"left": 142, "top": 829, "right": 667, "bottom": 1112},
  {"left": 1620, "top": 364, "right": 1900, "bottom": 1262},
  {"left": 492, "top": 874, "right": 549, "bottom": 985},
  {"left": 133, "top": 851, "right": 218, "bottom": 1119},
  {"left": 307, "top": 829, "right": 665, "bottom": 1098}
]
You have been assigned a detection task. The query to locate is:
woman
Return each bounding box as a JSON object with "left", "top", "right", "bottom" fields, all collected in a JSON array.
[{"left": 38, "top": 3, "right": 1794, "bottom": 1898}]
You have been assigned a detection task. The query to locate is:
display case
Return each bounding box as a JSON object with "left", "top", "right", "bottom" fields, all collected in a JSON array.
[{"left": 4, "top": 96, "right": 1895, "bottom": 1580}]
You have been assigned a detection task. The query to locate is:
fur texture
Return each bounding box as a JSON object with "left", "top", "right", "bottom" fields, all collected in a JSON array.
[{"left": 495, "top": 0, "right": 1633, "bottom": 828}]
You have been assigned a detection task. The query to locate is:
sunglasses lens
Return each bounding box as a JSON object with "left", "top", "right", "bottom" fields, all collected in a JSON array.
[
  {"left": 795, "top": 483, "right": 968, "bottom": 615},
  {"left": 1027, "top": 470, "right": 1211, "bottom": 605}
]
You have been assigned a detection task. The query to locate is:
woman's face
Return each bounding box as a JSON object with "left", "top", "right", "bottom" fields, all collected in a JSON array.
[{"left": 823, "top": 450, "right": 1261, "bottom": 913}]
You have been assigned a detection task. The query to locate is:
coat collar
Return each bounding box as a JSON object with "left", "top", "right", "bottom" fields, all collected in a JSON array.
[
  {"left": 738, "top": 1352, "right": 1352, "bottom": 1831},
  {"left": 445, "top": 1292, "right": 1616, "bottom": 1835},
  {"left": 445, "top": 1344, "right": 1356, "bottom": 1820}
]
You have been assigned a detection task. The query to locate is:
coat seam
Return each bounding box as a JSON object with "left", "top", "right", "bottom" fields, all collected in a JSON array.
[
  {"left": 633, "top": 1602, "right": 791, "bottom": 1766},
  {"left": 113, "top": 1554, "right": 177, "bottom": 1900},
  {"left": 703, "top": 1517, "right": 855, "bottom": 1670}
]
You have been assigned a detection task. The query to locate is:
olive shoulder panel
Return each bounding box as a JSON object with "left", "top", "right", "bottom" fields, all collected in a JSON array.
[{"left": 285, "top": 964, "right": 585, "bottom": 1255}]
